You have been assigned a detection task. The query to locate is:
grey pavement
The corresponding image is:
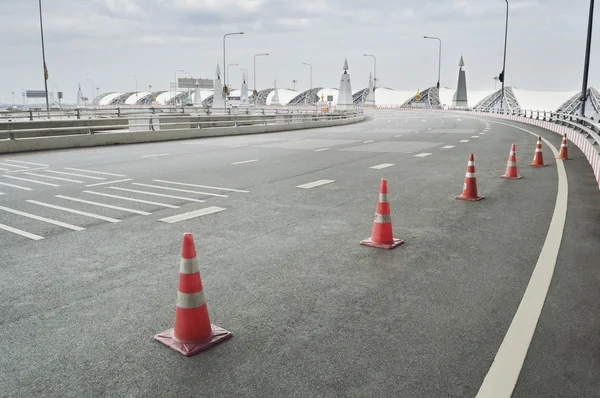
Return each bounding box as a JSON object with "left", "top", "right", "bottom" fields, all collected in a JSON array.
[{"left": 0, "top": 111, "right": 598, "bottom": 397}]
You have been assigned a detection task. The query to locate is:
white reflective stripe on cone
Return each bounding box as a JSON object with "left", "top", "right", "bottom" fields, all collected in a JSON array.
[
  {"left": 509, "top": 151, "right": 516, "bottom": 156},
  {"left": 465, "top": 172, "right": 475, "bottom": 178},
  {"left": 507, "top": 162, "right": 516, "bottom": 166},
  {"left": 468, "top": 161, "right": 475, "bottom": 166},
  {"left": 374, "top": 213, "right": 392, "bottom": 223},
  {"left": 177, "top": 291, "right": 207, "bottom": 309},
  {"left": 536, "top": 148, "right": 543, "bottom": 152},
  {"left": 379, "top": 193, "right": 389, "bottom": 203},
  {"left": 180, "top": 258, "right": 199, "bottom": 275}
]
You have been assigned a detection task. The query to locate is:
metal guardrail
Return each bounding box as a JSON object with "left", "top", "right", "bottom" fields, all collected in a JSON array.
[{"left": 0, "top": 110, "right": 364, "bottom": 141}]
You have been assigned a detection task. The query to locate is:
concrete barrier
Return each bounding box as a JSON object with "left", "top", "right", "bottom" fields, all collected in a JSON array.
[{"left": 0, "top": 114, "right": 364, "bottom": 154}]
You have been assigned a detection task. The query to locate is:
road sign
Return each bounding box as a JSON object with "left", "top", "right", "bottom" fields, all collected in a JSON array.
[
  {"left": 26, "top": 90, "right": 47, "bottom": 98},
  {"left": 178, "top": 78, "right": 212, "bottom": 89}
]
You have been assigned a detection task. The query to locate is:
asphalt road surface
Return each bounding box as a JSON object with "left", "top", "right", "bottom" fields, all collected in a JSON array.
[{"left": 1, "top": 111, "right": 598, "bottom": 397}]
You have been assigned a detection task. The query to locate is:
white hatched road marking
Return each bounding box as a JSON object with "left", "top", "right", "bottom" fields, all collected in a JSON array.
[
  {"left": 24, "top": 172, "right": 83, "bottom": 183},
  {"left": 133, "top": 183, "right": 228, "bottom": 198},
  {"left": 45, "top": 170, "right": 106, "bottom": 180},
  {"left": 141, "top": 153, "right": 170, "bottom": 158},
  {"left": 459, "top": 140, "right": 470, "bottom": 143},
  {"left": 442, "top": 145, "right": 455, "bottom": 149},
  {"left": 479, "top": 133, "right": 486, "bottom": 135},
  {"left": 0, "top": 162, "right": 29, "bottom": 169},
  {"left": 296, "top": 179, "right": 336, "bottom": 189},
  {"left": 6, "top": 166, "right": 49, "bottom": 174},
  {"left": 86, "top": 179, "right": 133, "bottom": 187},
  {"left": 0, "top": 167, "right": 10, "bottom": 171},
  {"left": 109, "top": 187, "right": 206, "bottom": 203},
  {"left": 153, "top": 180, "right": 248, "bottom": 193},
  {"left": 471, "top": 136, "right": 480, "bottom": 138},
  {"left": 5, "top": 160, "right": 50, "bottom": 167},
  {"left": 55, "top": 195, "right": 151, "bottom": 215},
  {"left": 159, "top": 206, "right": 227, "bottom": 224},
  {"left": 314, "top": 148, "right": 330, "bottom": 152},
  {"left": 232, "top": 159, "right": 258, "bottom": 165},
  {"left": 415, "top": 153, "right": 432, "bottom": 157},
  {"left": 3, "top": 175, "right": 59, "bottom": 187},
  {"left": 0, "top": 223, "right": 44, "bottom": 240},
  {"left": 83, "top": 191, "right": 180, "bottom": 209},
  {"left": 0, "top": 205, "right": 84, "bottom": 231},
  {"left": 64, "top": 167, "right": 126, "bottom": 177},
  {"left": 230, "top": 144, "right": 247, "bottom": 148},
  {"left": 362, "top": 140, "right": 375, "bottom": 144},
  {"left": 0, "top": 181, "right": 33, "bottom": 191},
  {"left": 370, "top": 163, "right": 395, "bottom": 170},
  {"left": 26, "top": 200, "right": 120, "bottom": 223}
]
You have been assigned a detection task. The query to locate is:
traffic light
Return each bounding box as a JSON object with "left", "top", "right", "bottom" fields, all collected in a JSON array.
[{"left": 498, "top": 71, "right": 504, "bottom": 83}]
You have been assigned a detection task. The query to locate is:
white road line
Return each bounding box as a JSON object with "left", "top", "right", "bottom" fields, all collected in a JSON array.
[
  {"left": 442, "top": 145, "right": 455, "bottom": 149},
  {"left": 0, "top": 205, "right": 84, "bottom": 231},
  {"left": 83, "top": 191, "right": 180, "bottom": 209},
  {"left": 0, "top": 162, "right": 29, "bottom": 169},
  {"left": 369, "top": 163, "right": 395, "bottom": 170},
  {"left": 295, "top": 179, "right": 336, "bottom": 189},
  {"left": 26, "top": 200, "right": 120, "bottom": 223},
  {"left": 24, "top": 172, "right": 83, "bottom": 183},
  {"left": 415, "top": 153, "right": 432, "bottom": 157},
  {"left": 414, "top": 131, "right": 421, "bottom": 134},
  {"left": 132, "top": 183, "right": 229, "bottom": 198},
  {"left": 230, "top": 144, "right": 247, "bottom": 148},
  {"left": 141, "top": 153, "right": 170, "bottom": 158},
  {"left": 471, "top": 136, "right": 480, "bottom": 138},
  {"left": 159, "top": 206, "right": 227, "bottom": 224},
  {"left": 394, "top": 135, "right": 403, "bottom": 137},
  {"left": 479, "top": 133, "right": 486, "bottom": 135},
  {"left": 0, "top": 223, "right": 44, "bottom": 240},
  {"left": 4, "top": 159, "right": 50, "bottom": 167},
  {"left": 109, "top": 187, "right": 206, "bottom": 203},
  {"left": 362, "top": 140, "right": 375, "bottom": 144},
  {"left": 459, "top": 140, "right": 470, "bottom": 143},
  {"left": 45, "top": 170, "right": 106, "bottom": 180},
  {"left": 231, "top": 159, "right": 258, "bottom": 165},
  {"left": 0, "top": 182, "right": 33, "bottom": 191},
  {"left": 152, "top": 180, "right": 248, "bottom": 193},
  {"left": 0, "top": 192, "right": 4, "bottom": 195},
  {"left": 387, "top": 120, "right": 392, "bottom": 123},
  {"left": 3, "top": 175, "right": 59, "bottom": 187},
  {"left": 314, "top": 148, "right": 330, "bottom": 152},
  {"left": 0, "top": 167, "right": 10, "bottom": 171},
  {"left": 85, "top": 179, "right": 133, "bottom": 187},
  {"left": 457, "top": 118, "right": 463, "bottom": 121},
  {"left": 421, "top": 119, "right": 426, "bottom": 122},
  {"left": 476, "top": 125, "right": 566, "bottom": 398},
  {"left": 55, "top": 195, "right": 151, "bottom": 215},
  {"left": 64, "top": 167, "right": 126, "bottom": 177},
  {"left": 5, "top": 166, "right": 49, "bottom": 174}
]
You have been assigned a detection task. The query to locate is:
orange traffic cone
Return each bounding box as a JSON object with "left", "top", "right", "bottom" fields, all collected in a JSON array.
[
  {"left": 529, "top": 136, "right": 548, "bottom": 167},
  {"left": 456, "top": 153, "right": 485, "bottom": 201},
  {"left": 155, "top": 233, "right": 232, "bottom": 356},
  {"left": 361, "top": 178, "right": 404, "bottom": 249},
  {"left": 555, "top": 133, "right": 570, "bottom": 160},
  {"left": 501, "top": 143, "right": 522, "bottom": 179}
]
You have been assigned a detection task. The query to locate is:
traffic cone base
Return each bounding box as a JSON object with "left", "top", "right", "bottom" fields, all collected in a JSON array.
[
  {"left": 154, "top": 325, "right": 232, "bottom": 357},
  {"left": 529, "top": 163, "right": 547, "bottom": 167},
  {"left": 360, "top": 237, "right": 404, "bottom": 250},
  {"left": 455, "top": 193, "right": 485, "bottom": 201},
  {"left": 501, "top": 174, "right": 522, "bottom": 180}
]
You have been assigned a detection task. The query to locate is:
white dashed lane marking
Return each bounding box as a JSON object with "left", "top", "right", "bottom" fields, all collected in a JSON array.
[
  {"left": 370, "top": 164, "right": 395, "bottom": 170},
  {"left": 296, "top": 180, "right": 336, "bottom": 189},
  {"left": 442, "top": 145, "right": 455, "bottom": 149},
  {"left": 459, "top": 140, "right": 470, "bottom": 143},
  {"left": 415, "top": 153, "right": 432, "bottom": 158},
  {"left": 314, "top": 148, "right": 330, "bottom": 152},
  {"left": 159, "top": 206, "right": 227, "bottom": 224},
  {"left": 231, "top": 159, "right": 258, "bottom": 165}
]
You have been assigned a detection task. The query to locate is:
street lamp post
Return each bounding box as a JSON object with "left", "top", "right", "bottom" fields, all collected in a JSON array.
[
  {"left": 302, "top": 63, "right": 312, "bottom": 104},
  {"left": 86, "top": 78, "right": 94, "bottom": 105},
  {"left": 223, "top": 32, "right": 244, "bottom": 89},
  {"left": 363, "top": 54, "right": 377, "bottom": 89},
  {"left": 253, "top": 53, "right": 269, "bottom": 96},
  {"left": 38, "top": 0, "right": 49, "bottom": 111},
  {"left": 292, "top": 80, "right": 298, "bottom": 90},
  {"left": 580, "top": 0, "right": 595, "bottom": 117},
  {"left": 129, "top": 75, "right": 138, "bottom": 103},
  {"left": 12, "top": 92, "right": 15, "bottom": 105},
  {"left": 500, "top": 0, "right": 509, "bottom": 109},
  {"left": 423, "top": 36, "right": 442, "bottom": 90}
]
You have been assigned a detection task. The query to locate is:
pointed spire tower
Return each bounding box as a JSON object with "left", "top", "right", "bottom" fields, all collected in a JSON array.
[
  {"left": 365, "top": 72, "right": 375, "bottom": 106},
  {"left": 453, "top": 55, "right": 468, "bottom": 107},
  {"left": 212, "top": 63, "right": 225, "bottom": 109},
  {"left": 76, "top": 84, "right": 84, "bottom": 107},
  {"left": 271, "top": 79, "right": 280, "bottom": 105},
  {"left": 336, "top": 58, "right": 353, "bottom": 111},
  {"left": 240, "top": 71, "right": 249, "bottom": 106}
]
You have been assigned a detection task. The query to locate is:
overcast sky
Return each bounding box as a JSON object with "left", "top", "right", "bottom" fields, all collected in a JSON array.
[{"left": 0, "top": 0, "right": 597, "bottom": 103}]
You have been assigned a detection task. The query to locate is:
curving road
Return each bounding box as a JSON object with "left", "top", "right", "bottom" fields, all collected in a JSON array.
[{"left": 0, "top": 111, "right": 598, "bottom": 397}]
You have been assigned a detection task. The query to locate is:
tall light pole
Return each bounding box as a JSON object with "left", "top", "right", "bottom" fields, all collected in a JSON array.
[
  {"left": 129, "top": 75, "right": 138, "bottom": 103},
  {"left": 500, "top": 0, "right": 509, "bottom": 109},
  {"left": 423, "top": 36, "right": 442, "bottom": 90},
  {"left": 302, "top": 62, "right": 312, "bottom": 104},
  {"left": 253, "top": 53, "right": 269, "bottom": 95},
  {"left": 86, "top": 78, "right": 94, "bottom": 105},
  {"left": 223, "top": 32, "right": 244, "bottom": 89},
  {"left": 292, "top": 80, "right": 298, "bottom": 90},
  {"left": 363, "top": 54, "right": 377, "bottom": 89},
  {"left": 12, "top": 92, "right": 15, "bottom": 105},
  {"left": 38, "top": 0, "right": 49, "bottom": 111},
  {"left": 580, "top": 0, "right": 595, "bottom": 117}
]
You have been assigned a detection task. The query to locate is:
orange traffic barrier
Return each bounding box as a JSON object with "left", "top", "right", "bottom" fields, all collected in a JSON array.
[
  {"left": 529, "top": 136, "right": 548, "bottom": 167},
  {"left": 501, "top": 143, "right": 523, "bottom": 179},
  {"left": 155, "top": 233, "right": 232, "bottom": 356},
  {"left": 456, "top": 153, "right": 485, "bottom": 201},
  {"left": 361, "top": 178, "right": 404, "bottom": 249},
  {"left": 556, "top": 133, "right": 570, "bottom": 160}
]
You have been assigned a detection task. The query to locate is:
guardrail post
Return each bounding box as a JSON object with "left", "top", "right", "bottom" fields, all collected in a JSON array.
[
  {"left": 75, "top": 109, "right": 81, "bottom": 120},
  {"left": 8, "top": 121, "right": 14, "bottom": 140},
  {"left": 117, "top": 107, "right": 121, "bottom": 118},
  {"left": 29, "top": 110, "right": 34, "bottom": 121}
]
